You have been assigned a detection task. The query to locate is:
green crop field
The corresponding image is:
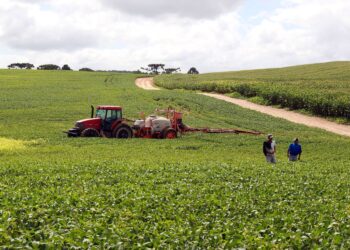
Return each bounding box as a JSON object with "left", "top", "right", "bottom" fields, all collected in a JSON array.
[
  {"left": 155, "top": 61, "right": 350, "bottom": 121},
  {"left": 0, "top": 69, "right": 350, "bottom": 248}
]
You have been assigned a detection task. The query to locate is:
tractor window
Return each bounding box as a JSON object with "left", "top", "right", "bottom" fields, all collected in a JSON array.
[
  {"left": 96, "top": 109, "right": 106, "bottom": 119},
  {"left": 114, "top": 110, "right": 122, "bottom": 119},
  {"left": 106, "top": 110, "right": 121, "bottom": 120}
]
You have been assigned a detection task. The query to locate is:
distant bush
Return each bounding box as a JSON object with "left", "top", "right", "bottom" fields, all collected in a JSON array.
[
  {"left": 165, "top": 68, "right": 181, "bottom": 74},
  {"left": 8, "top": 63, "right": 34, "bottom": 70},
  {"left": 96, "top": 70, "right": 142, "bottom": 74},
  {"left": 188, "top": 67, "right": 199, "bottom": 74},
  {"left": 62, "top": 64, "right": 72, "bottom": 71},
  {"left": 37, "top": 64, "right": 61, "bottom": 70},
  {"left": 79, "top": 68, "right": 94, "bottom": 72}
]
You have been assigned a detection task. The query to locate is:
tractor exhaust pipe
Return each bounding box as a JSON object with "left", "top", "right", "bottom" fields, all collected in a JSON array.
[{"left": 91, "top": 105, "right": 95, "bottom": 118}]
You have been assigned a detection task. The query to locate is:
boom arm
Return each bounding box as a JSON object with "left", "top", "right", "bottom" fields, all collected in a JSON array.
[{"left": 182, "top": 127, "right": 262, "bottom": 135}]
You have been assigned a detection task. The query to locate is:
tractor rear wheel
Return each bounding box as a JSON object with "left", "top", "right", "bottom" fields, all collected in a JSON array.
[
  {"left": 162, "top": 128, "right": 177, "bottom": 139},
  {"left": 114, "top": 125, "right": 133, "bottom": 139},
  {"left": 81, "top": 128, "right": 100, "bottom": 137}
]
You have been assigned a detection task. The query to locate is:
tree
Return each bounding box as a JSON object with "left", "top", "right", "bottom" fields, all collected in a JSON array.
[
  {"left": 188, "top": 67, "right": 199, "bottom": 74},
  {"left": 141, "top": 64, "right": 165, "bottom": 75},
  {"left": 25, "top": 63, "right": 35, "bottom": 70},
  {"left": 79, "top": 68, "right": 94, "bottom": 72},
  {"left": 164, "top": 68, "right": 181, "bottom": 74},
  {"left": 62, "top": 64, "right": 72, "bottom": 70},
  {"left": 8, "top": 63, "right": 34, "bottom": 69},
  {"left": 37, "top": 64, "right": 61, "bottom": 70}
]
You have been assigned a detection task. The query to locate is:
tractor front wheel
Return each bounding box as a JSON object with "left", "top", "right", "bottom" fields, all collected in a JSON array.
[
  {"left": 162, "top": 128, "right": 177, "bottom": 139},
  {"left": 81, "top": 128, "right": 100, "bottom": 137},
  {"left": 114, "top": 126, "right": 133, "bottom": 139}
]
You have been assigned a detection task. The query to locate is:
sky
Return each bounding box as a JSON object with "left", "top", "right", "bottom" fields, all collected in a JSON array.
[{"left": 0, "top": 0, "right": 350, "bottom": 73}]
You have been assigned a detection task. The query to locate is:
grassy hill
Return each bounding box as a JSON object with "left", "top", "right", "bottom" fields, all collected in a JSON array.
[
  {"left": 0, "top": 69, "right": 350, "bottom": 248},
  {"left": 190, "top": 61, "right": 350, "bottom": 80},
  {"left": 155, "top": 61, "right": 350, "bottom": 120}
]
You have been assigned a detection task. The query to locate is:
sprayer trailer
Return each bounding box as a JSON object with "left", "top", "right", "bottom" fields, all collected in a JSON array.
[{"left": 65, "top": 105, "right": 261, "bottom": 139}]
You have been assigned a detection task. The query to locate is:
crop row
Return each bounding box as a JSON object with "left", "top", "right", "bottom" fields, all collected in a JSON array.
[
  {"left": 1, "top": 70, "right": 350, "bottom": 248},
  {"left": 155, "top": 77, "right": 350, "bottom": 119}
]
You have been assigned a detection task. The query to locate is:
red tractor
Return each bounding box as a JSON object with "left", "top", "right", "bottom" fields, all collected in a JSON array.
[
  {"left": 66, "top": 105, "right": 133, "bottom": 138},
  {"left": 66, "top": 106, "right": 261, "bottom": 139}
]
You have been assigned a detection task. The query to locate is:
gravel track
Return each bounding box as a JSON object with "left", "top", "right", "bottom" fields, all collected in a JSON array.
[{"left": 136, "top": 77, "right": 350, "bottom": 137}]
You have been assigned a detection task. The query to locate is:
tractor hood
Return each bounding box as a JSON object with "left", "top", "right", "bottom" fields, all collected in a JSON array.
[{"left": 76, "top": 118, "right": 101, "bottom": 130}]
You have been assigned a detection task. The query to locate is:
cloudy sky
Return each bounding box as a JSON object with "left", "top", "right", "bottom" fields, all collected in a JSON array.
[{"left": 0, "top": 0, "right": 349, "bottom": 72}]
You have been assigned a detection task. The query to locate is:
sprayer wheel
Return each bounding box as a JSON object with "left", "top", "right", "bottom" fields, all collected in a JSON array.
[{"left": 162, "top": 128, "right": 177, "bottom": 139}]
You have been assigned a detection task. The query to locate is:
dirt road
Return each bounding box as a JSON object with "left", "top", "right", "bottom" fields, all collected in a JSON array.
[
  {"left": 201, "top": 93, "right": 350, "bottom": 137},
  {"left": 136, "top": 77, "right": 350, "bottom": 137},
  {"left": 135, "top": 77, "right": 160, "bottom": 90}
]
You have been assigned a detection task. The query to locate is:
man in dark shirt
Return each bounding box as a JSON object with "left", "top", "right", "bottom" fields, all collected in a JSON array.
[
  {"left": 263, "top": 134, "right": 276, "bottom": 164},
  {"left": 287, "top": 138, "right": 302, "bottom": 161}
]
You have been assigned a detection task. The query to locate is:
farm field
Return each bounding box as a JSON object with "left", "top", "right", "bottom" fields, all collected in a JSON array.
[
  {"left": 0, "top": 70, "right": 350, "bottom": 248},
  {"left": 155, "top": 61, "right": 350, "bottom": 121}
]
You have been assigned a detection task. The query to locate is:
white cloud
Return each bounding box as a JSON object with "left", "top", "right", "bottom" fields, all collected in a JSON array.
[
  {"left": 101, "top": 0, "right": 243, "bottom": 19},
  {"left": 241, "top": 0, "right": 350, "bottom": 68},
  {"left": 0, "top": 1, "right": 104, "bottom": 51},
  {"left": 0, "top": 0, "right": 350, "bottom": 72},
  {"left": 203, "top": 0, "right": 350, "bottom": 71}
]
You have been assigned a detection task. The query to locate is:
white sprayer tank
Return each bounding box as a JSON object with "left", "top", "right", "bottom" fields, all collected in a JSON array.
[{"left": 135, "top": 115, "right": 171, "bottom": 133}]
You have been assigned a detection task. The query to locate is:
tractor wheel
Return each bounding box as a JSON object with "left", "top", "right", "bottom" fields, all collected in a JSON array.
[
  {"left": 114, "top": 125, "right": 133, "bottom": 139},
  {"left": 81, "top": 128, "right": 100, "bottom": 137},
  {"left": 162, "top": 128, "right": 177, "bottom": 139}
]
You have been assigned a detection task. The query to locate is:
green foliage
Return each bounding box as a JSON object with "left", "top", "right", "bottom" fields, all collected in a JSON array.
[
  {"left": 0, "top": 69, "right": 350, "bottom": 248},
  {"left": 79, "top": 67, "right": 94, "bottom": 72},
  {"left": 8, "top": 63, "right": 35, "bottom": 70},
  {"left": 155, "top": 61, "right": 350, "bottom": 119},
  {"left": 188, "top": 67, "right": 199, "bottom": 74},
  {"left": 37, "top": 64, "right": 61, "bottom": 70},
  {"left": 62, "top": 64, "right": 72, "bottom": 71}
]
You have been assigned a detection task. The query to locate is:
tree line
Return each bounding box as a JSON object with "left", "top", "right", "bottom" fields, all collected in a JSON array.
[
  {"left": 8, "top": 63, "right": 93, "bottom": 71},
  {"left": 141, "top": 64, "right": 199, "bottom": 75},
  {"left": 7, "top": 62, "right": 200, "bottom": 74}
]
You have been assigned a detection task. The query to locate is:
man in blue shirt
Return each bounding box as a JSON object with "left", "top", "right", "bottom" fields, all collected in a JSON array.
[{"left": 288, "top": 138, "right": 302, "bottom": 161}]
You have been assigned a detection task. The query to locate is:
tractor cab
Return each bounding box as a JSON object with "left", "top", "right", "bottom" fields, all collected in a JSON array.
[
  {"left": 66, "top": 105, "right": 133, "bottom": 138},
  {"left": 95, "top": 106, "right": 122, "bottom": 119},
  {"left": 94, "top": 106, "right": 123, "bottom": 131}
]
